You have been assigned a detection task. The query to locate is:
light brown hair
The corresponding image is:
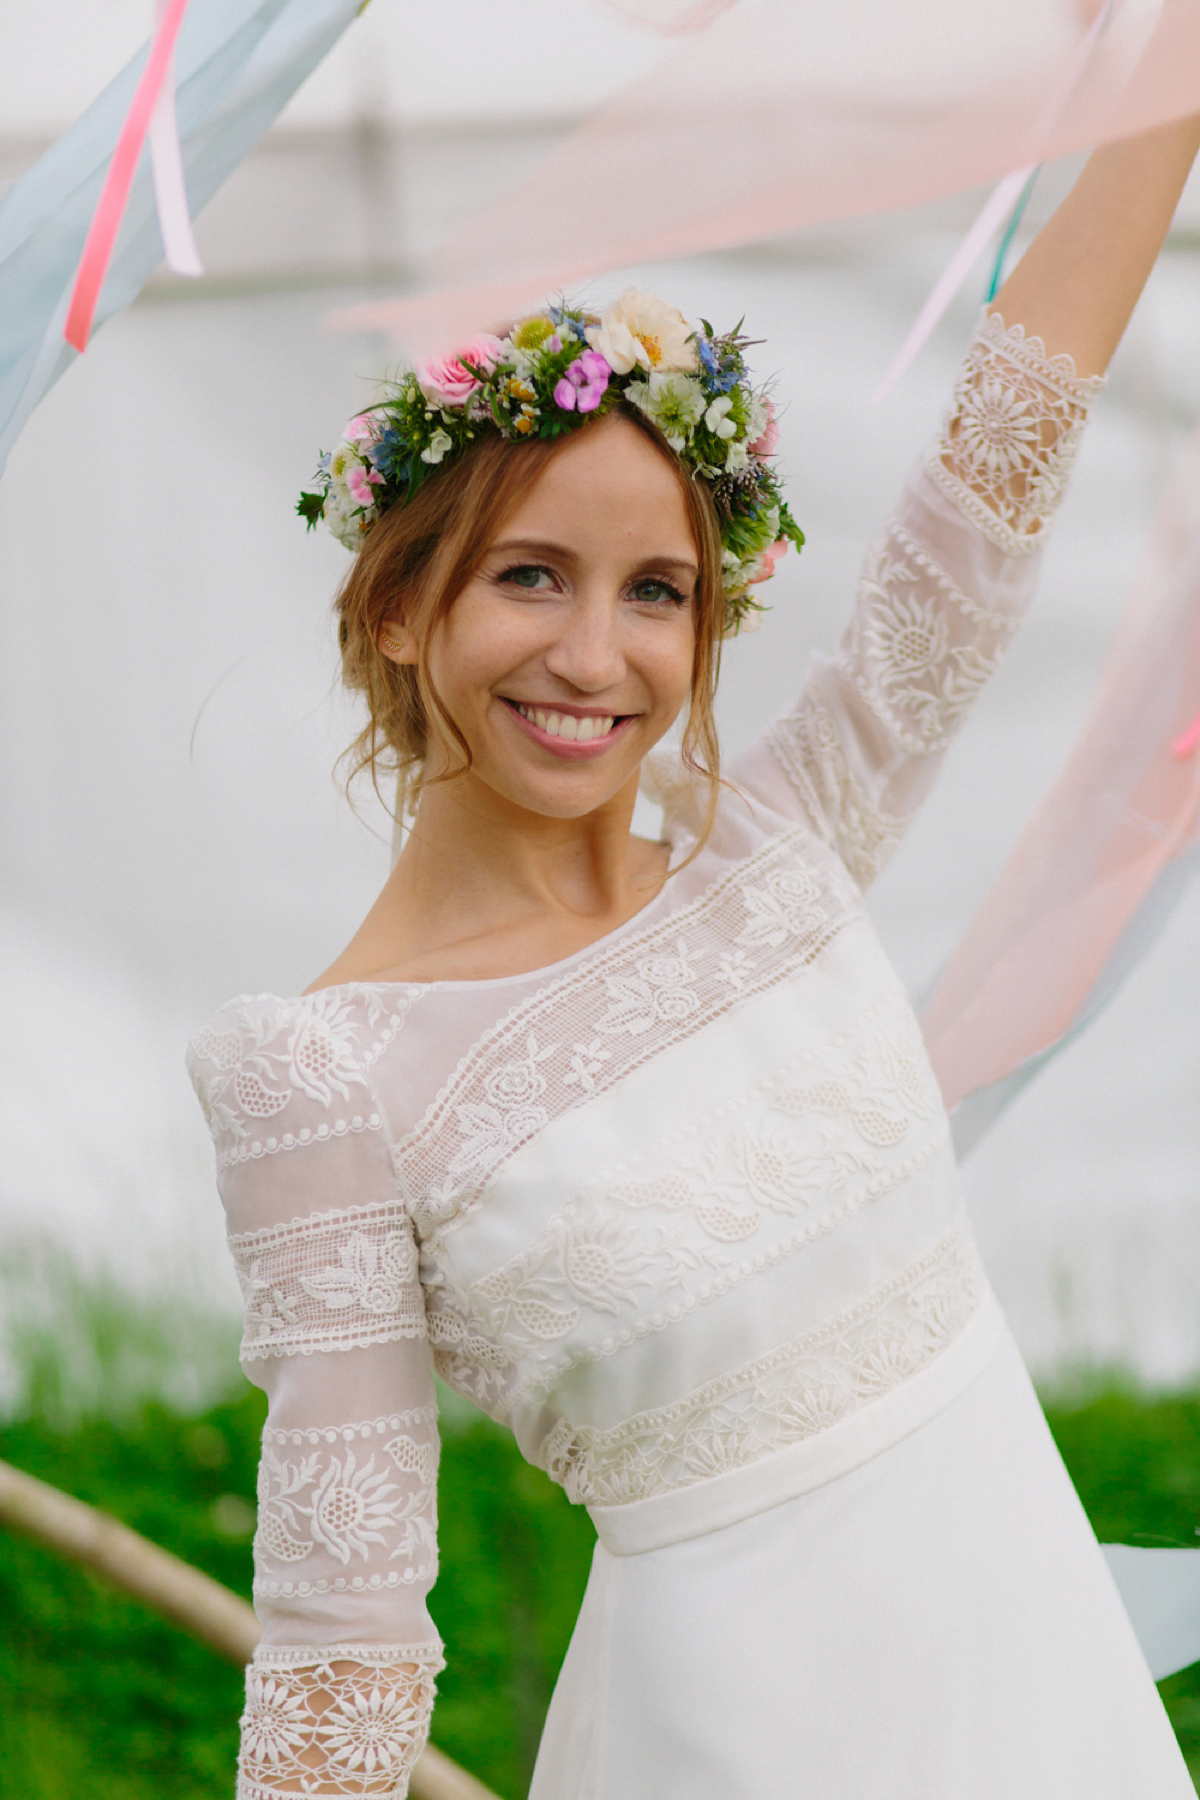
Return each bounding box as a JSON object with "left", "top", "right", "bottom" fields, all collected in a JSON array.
[{"left": 336, "top": 404, "right": 726, "bottom": 837}]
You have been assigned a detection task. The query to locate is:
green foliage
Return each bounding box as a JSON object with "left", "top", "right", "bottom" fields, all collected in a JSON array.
[
  {"left": 296, "top": 490, "right": 325, "bottom": 530},
  {"left": 0, "top": 1368, "right": 593, "bottom": 1800},
  {"left": 1, "top": 1266, "right": 1199, "bottom": 1800},
  {"left": 1044, "top": 1384, "right": 1200, "bottom": 1787}
]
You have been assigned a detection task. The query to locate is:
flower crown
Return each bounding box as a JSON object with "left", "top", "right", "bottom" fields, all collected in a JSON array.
[{"left": 298, "top": 289, "right": 804, "bottom": 636}]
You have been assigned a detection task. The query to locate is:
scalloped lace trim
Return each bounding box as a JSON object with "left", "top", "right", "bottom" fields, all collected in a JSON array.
[
  {"left": 237, "top": 1644, "right": 442, "bottom": 1798},
  {"left": 926, "top": 310, "right": 1105, "bottom": 556}
]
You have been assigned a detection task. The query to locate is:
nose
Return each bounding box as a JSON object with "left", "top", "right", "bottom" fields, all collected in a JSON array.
[{"left": 543, "top": 586, "right": 627, "bottom": 694}]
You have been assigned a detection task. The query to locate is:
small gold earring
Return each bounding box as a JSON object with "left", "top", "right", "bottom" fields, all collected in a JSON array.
[{"left": 379, "top": 632, "right": 404, "bottom": 656}]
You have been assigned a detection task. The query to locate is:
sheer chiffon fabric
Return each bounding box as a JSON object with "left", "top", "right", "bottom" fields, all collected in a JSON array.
[{"left": 188, "top": 317, "right": 1190, "bottom": 1797}]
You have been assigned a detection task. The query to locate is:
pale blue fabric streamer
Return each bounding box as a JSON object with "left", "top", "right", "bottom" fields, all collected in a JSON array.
[
  {"left": 1103, "top": 1546, "right": 1200, "bottom": 1681},
  {"left": 0, "top": 0, "right": 363, "bottom": 477}
]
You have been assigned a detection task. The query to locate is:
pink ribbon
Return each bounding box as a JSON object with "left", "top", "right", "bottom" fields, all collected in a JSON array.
[
  {"left": 872, "top": 1, "right": 1116, "bottom": 402},
  {"left": 64, "top": 0, "right": 201, "bottom": 354}
]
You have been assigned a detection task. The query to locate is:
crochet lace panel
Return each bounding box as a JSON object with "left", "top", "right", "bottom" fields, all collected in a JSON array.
[
  {"left": 254, "top": 1405, "right": 439, "bottom": 1602},
  {"left": 546, "top": 1222, "right": 984, "bottom": 1506},
  {"left": 926, "top": 311, "right": 1104, "bottom": 556},
  {"left": 237, "top": 1643, "right": 443, "bottom": 1799}
]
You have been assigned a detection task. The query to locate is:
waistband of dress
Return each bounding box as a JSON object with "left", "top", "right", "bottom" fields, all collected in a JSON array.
[{"left": 588, "top": 1288, "right": 1006, "bottom": 1556}]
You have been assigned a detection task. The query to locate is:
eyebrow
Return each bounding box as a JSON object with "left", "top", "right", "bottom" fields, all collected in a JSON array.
[{"left": 487, "top": 536, "right": 699, "bottom": 575}]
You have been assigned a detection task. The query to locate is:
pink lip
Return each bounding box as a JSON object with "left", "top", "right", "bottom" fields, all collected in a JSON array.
[{"left": 501, "top": 698, "right": 637, "bottom": 761}]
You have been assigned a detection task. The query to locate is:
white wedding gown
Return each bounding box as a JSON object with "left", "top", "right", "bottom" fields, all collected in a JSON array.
[{"left": 189, "top": 315, "right": 1194, "bottom": 1799}]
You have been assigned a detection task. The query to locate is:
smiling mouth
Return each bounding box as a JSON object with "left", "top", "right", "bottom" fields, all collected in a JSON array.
[{"left": 507, "top": 701, "right": 625, "bottom": 743}]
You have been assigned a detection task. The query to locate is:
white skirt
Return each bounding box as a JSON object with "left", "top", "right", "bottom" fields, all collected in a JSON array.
[{"left": 530, "top": 1319, "right": 1192, "bottom": 1799}]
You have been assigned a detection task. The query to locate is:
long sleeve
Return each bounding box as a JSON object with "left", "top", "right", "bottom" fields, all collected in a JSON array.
[
  {"left": 188, "top": 989, "right": 440, "bottom": 1799},
  {"left": 732, "top": 312, "right": 1105, "bottom": 886}
]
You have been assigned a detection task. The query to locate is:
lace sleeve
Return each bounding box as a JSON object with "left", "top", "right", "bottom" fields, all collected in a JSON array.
[
  {"left": 737, "top": 312, "right": 1104, "bottom": 887},
  {"left": 188, "top": 990, "right": 441, "bottom": 1799}
]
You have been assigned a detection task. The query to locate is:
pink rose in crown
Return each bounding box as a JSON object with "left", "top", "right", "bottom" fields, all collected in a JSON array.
[
  {"left": 415, "top": 335, "right": 505, "bottom": 407},
  {"left": 749, "top": 399, "right": 779, "bottom": 458},
  {"left": 748, "top": 538, "right": 790, "bottom": 585},
  {"left": 552, "top": 349, "right": 612, "bottom": 415}
]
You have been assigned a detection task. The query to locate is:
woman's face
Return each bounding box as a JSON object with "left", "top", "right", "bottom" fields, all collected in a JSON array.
[{"left": 405, "top": 416, "right": 700, "bottom": 822}]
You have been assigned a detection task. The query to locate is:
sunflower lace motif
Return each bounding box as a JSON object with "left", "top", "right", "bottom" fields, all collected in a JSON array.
[
  {"left": 188, "top": 986, "right": 419, "bottom": 1169},
  {"left": 926, "top": 311, "right": 1104, "bottom": 556},
  {"left": 237, "top": 1643, "right": 442, "bottom": 1799},
  {"left": 254, "top": 1407, "right": 439, "bottom": 1601},
  {"left": 764, "top": 316, "right": 1101, "bottom": 886},
  {"left": 544, "top": 1222, "right": 984, "bottom": 1507}
]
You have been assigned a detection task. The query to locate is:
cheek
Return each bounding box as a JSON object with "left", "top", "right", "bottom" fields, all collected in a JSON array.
[
  {"left": 645, "top": 616, "right": 698, "bottom": 712},
  {"left": 426, "top": 589, "right": 527, "bottom": 710}
]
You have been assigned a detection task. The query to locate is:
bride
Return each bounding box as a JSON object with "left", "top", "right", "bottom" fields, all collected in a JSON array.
[{"left": 189, "top": 117, "right": 1200, "bottom": 1799}]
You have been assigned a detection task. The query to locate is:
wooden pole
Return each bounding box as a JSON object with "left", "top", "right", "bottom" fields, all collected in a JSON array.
[{"left": 0, "top": 1456, "right": 498, "bottom": 1800}]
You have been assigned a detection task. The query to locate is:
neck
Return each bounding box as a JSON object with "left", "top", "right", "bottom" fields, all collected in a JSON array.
[{"left": 311, "top": 764, "right": 668, "bottom": 988}]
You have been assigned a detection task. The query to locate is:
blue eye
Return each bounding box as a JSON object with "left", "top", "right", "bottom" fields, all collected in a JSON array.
[
  {"left": 630, "top": 577, "right": 687, "bottom": 607},
  {"left": 500, "top": 564, "right": 554, "bottom": 591}
]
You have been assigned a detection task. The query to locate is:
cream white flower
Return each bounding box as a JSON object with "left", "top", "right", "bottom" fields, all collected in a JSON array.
[
  {"left": 420, "top": 428, "right": 453, "bottom": 465},
  {"left": 586, "top": 288, "right": 698, "bottom": 376},
  {"left": 625, "top": 371, "right": 705, "bottom": 452},
  {"left": 323, "top": 487, "right": 371, "bottom": 551},
  {"left": 724, "top": 439, "right": 750, "bottom": 473},
  {"left": 744, "top": 393, "right": 769, "bottom": 444},
  {"left": 705, "top": 395, "right": 737, "bottom": 439}
]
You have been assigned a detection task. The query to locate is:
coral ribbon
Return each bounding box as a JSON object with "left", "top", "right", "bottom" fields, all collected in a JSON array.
[
  {"left": 872, "top": 0, "right": 1116, "bottom": 402},
  {"left": 64, "top": 0, "right": 200, "bottom": 353}
]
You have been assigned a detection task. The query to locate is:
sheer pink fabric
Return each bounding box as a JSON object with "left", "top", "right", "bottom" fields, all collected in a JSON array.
[
  {"left": 336, "top": 0, "right": 1197, "bottom": 352},
  {"left": 920, "top": 416, "right": 1200, "bottom": 1118}
]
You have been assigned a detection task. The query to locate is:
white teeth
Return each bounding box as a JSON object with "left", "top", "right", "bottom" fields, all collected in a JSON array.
[{"left": 514, "top": 704, "right": 617, "bottom": 741}]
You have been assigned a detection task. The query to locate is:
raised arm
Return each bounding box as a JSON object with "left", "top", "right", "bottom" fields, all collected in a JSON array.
[
  {"left": 994, "top": 115, "right": 1200, "bottom": 379},
  {"left": 188, "top": 993, "right": 440, "bottom": 1800},
  {"left": 732, "top": 119, "right": 1200, "bottom": 884}
]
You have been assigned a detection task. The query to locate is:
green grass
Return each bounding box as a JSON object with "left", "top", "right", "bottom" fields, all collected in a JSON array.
[{"left": 1, "top": 1260, "right": 1199, "bottom": 1796}]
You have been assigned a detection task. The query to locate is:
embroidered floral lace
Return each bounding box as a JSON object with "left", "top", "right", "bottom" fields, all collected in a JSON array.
[
  {"left": 764, "top": 312, "right": 1103, "bottom": 884},
  {"left": 188, "top": 314, "right": 1099, "bottom": 1798}
]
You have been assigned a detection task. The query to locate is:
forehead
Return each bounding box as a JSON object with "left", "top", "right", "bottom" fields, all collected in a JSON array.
[{"left": 501, "top": 416, "right": 695, "bottom": 551}]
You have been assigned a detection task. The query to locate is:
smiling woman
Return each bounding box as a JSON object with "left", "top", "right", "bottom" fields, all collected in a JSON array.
[
  {"left": 189, "top": 138, "right": 1200, "bottom": 1800},
  {"left": 336, "top": 405, "right": 722, "bottom": 832}
]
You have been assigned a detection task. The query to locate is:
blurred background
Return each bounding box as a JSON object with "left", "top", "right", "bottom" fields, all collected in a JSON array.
[{"left": 2, "top": 3, "right": 1200, "bottom": 1795}]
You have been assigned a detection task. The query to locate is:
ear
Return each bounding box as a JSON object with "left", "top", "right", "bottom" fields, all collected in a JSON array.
[{"left": 378, "top": 620, "right": 419, "bottom": 665}]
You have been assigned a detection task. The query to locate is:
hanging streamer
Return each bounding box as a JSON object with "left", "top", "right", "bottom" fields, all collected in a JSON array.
[
  {"left": 985, "top": 167, "right": 1041, "bottom": 303},
  {"left": 148, "top": 0, "right": 205, "bottom": 280},
  {"left": 64, "top": 0, "right": 197, "bottom": 353},
  {"left": 0, "top": 0, "right": 365, "bottom": 475}
]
